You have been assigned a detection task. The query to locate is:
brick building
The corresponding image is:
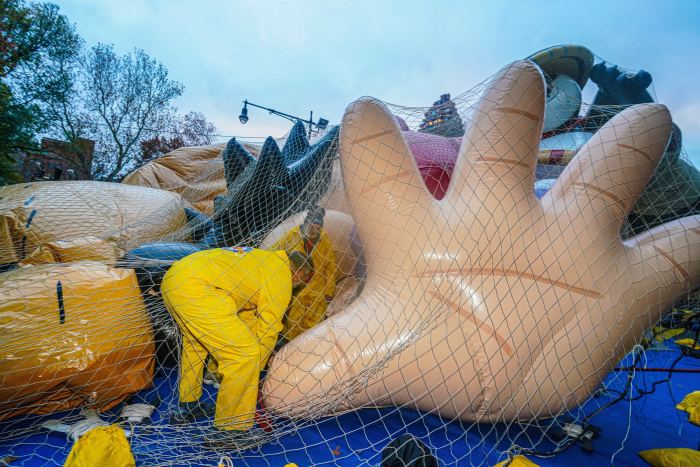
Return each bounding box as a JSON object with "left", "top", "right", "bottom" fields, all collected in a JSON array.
[
  {"left": 17, "top": 138, "right": 94, "bottom": 182},
  {"left": 418, "top": 93, "right": 465, "bottom": 137}
]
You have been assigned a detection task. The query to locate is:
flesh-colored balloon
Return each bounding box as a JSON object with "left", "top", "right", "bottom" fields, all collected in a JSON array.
[{"left": 263, "top": 61, "right": 700, "bottom": 422}]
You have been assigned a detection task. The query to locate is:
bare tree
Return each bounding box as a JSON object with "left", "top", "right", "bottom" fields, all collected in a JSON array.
[
  {"left": 139, "top": 110, "right": 218, "bottom": 163},
  {"left": 180, "top": 111, "right": 217, "bottom": 146},
  {"left": 38, "top": 43, "right": 183, "bottom": 180},
  {"left": 83, "top": 44, "right": 183, "bottom": 180}
]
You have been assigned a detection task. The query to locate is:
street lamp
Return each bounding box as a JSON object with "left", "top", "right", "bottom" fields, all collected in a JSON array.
[
  {"left": 239, "top": 100, "right": 328, "bottom": 137},
  {"left": 238, "top": 104, "right": 249, "bottom": 124}
]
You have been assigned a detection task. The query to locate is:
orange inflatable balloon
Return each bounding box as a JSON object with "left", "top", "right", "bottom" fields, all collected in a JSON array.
[{"left": 262, "top": 60, "right": 700, "bottom": 422}]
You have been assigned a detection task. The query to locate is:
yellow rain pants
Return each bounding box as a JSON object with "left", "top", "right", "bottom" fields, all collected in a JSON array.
[
  {"left": 161, "top": 248, "right": 292, "bottom": 431},
  {"left": 273, "top": 227, "right": 337, "bottom": 340}
]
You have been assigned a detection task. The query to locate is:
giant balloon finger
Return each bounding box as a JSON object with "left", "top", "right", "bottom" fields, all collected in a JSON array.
[{"left": 262, "top": 60, "right": 700, "bottom": 423}]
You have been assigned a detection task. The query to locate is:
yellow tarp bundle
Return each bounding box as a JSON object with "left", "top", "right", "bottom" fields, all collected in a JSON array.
[
  {"left": 676, "top": 338, "right": 700, "bottom": 351},
  {"left": 122, "top": 143, "right": 261, "bottom": 215},
  {"left": 639, "top": 448, "right": 700, "bottom": 467},
  {"left": 18, "top": 236, "right": 120, "bottom": 266},
  {"left": 0, "top": 181, "right": 189, "bottom": 265},
  {"left": 652, "top": 326, "right": 686, "bottom": 342},
  {"left": 0, "top": 262, "right": 155, "bottom": 420},
  {"left": 64, "top": 425, "right": 135, "bottom": 467},
  {"left": 493, "top": 454, "right": 540, "bottom": 467}
]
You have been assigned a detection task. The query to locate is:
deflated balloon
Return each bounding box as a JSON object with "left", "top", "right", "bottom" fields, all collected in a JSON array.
[
  {"left": 0, "top": 262, "right": 154, "bottom": 420},
  {"left": 0, "top": 181, "right": 189, "bottom": 268}
]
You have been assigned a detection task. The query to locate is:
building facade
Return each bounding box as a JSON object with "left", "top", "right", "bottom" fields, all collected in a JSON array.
[{"left": 17, "top": 138, "right": 94, "bottom": 182}]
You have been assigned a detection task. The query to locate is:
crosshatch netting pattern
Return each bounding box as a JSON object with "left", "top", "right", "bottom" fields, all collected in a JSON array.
[{"left": 0, "top": 55, "right": 699, "bottom": 466}]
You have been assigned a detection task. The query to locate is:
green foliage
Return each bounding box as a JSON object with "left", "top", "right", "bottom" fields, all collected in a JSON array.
[
  {"left": 2, "top": 1, "right": 190, "bottom": 183},
  {"left": 0, "top": 0, "right": 81, "bottom": 185},
  {"left": 0, "top": 0, "right": 31, "bottom": 78},
  {"left": 0, "top": 82, "right": 33, "bottom": 184}
]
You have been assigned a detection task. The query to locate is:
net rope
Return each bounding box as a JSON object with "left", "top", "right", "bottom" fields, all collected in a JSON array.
[{"left": 0, "top": 49, "right": 699, "bottom": 466}]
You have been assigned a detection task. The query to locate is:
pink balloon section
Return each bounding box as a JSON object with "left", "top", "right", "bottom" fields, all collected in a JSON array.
[{"left": 397, "top": 117, "right": 460, "bottom": 200}]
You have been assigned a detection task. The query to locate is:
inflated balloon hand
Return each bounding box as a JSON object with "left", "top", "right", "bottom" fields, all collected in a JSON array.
[{"left": 263, "top": 61, "right": 700, "bottom": 422}]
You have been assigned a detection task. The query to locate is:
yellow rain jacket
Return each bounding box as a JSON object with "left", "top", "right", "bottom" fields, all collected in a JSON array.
[
  {"left": 161, "top": 247, "right": 292, "bottom": 430},
  {"left": 273, "top": 226, "right": 337, "bottom": 340}
]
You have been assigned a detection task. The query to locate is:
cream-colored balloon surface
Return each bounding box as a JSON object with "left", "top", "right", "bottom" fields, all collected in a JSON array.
[
  {"left": 262, "top": 60, "right": 700, "bottom": 422},
  {"left": 0, "top": 181, "right": 190, "bottom": 265},
  {"left": 320, "top": 159, "right": 353, "bottom": 215}
]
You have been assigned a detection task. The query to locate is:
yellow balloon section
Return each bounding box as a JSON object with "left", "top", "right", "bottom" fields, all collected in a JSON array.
[
  {"left": 0, "top": 262, "right": 153, "bottom": 420},
  {"left": 0, "top": 181, "right": 190, "bottom": 265},
  {"left": 0, "top": 181, "right": 188, "bottom": 419}
]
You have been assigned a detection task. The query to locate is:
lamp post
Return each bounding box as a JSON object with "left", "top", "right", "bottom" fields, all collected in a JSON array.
[{"left": 239, "top": 100, "right": 329, "bottom": 138}]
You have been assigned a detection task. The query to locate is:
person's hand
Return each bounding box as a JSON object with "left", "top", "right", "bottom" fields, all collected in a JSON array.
[{"left": 263, "top": 60, "right": 699, "bottom": 423}]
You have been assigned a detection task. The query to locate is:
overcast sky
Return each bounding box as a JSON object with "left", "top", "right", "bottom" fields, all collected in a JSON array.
[{"left": 54, "top": 0, "right": 700, "bottom": 165}]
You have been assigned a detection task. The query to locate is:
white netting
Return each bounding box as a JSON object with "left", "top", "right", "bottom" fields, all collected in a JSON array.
[{"left": 1, "top": 45, "right": 699, "bottom": 466}]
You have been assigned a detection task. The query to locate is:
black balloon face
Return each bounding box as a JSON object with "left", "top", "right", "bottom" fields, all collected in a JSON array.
[
  {"left": 282, "top": 120, "right": 311, "bottom": 165},
  {"left": 589, "top": 61, "right": 653, "bottom": 106},
  {"left": 585, "top": 61, "right": 655, "bottom": 132}
]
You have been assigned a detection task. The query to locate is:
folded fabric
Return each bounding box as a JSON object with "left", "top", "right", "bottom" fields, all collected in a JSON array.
[
  {"left": 493, "top": 454, "right": 540, "bottom": 467},
  {"left": 676, "top": 391, "right": 700, "bottom": 426},
  {"left": 639, "top": 448, "right": 700, "bottom": 467},
  {"left": 64, "top": 424, "right": 135, "bottom": 467}
]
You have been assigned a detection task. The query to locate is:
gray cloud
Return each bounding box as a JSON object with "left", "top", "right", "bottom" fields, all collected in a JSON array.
[{"left": 55, "top": 0, "right": 700, "bottom": 167}]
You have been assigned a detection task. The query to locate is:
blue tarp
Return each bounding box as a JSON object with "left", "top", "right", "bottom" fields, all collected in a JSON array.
[{"left": 1, "top": 347, "right": 698, "bottom": 466}]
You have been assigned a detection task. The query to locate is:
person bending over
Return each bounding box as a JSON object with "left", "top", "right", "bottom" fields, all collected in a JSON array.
[
  {"left": 161, "top": 246, "right": 313, "bottom": 437},
  {"left": 273, "top": 207, "right": 337, "bottom": 343}
]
